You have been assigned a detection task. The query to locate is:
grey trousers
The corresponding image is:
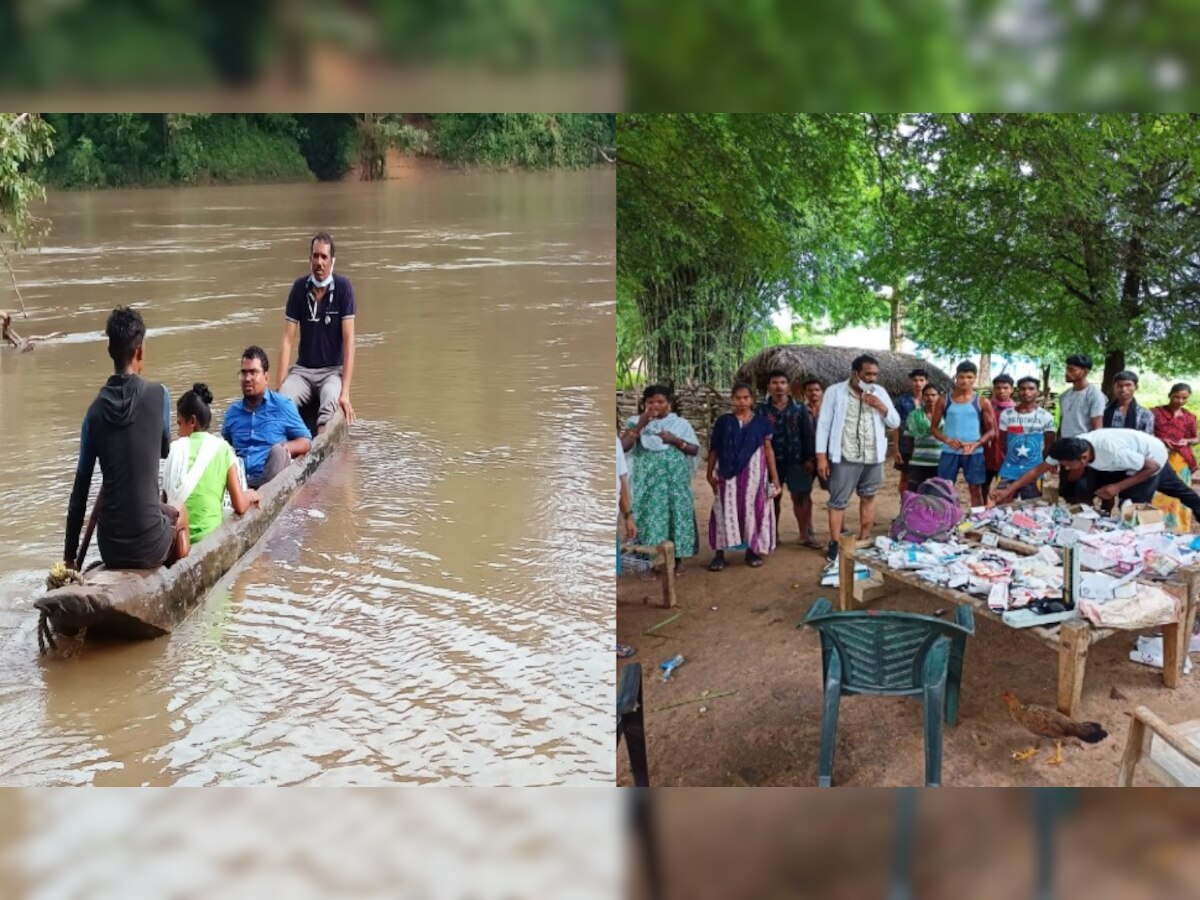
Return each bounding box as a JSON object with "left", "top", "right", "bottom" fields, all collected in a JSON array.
[
  {"left": 248, "top": 443, "right": 292, "bottom": 489},
  {"left": 280, "top": 364, "right": 342, "bottom": 428}
]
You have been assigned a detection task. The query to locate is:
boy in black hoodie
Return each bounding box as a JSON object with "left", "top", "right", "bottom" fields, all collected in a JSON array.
[{"left": 64, "top": 307, "right": 190, "bottom": 571}]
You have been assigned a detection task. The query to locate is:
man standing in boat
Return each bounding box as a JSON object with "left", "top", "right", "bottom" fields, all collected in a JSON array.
[
  {"left": 63, "top": 306, "right": 191, "bottom": 571},
  {"left": 275, "top": 232, "right": 357, "bottom": 433},
  {"left": 223, "top": 346, "right": 312, "bottom": 488}
]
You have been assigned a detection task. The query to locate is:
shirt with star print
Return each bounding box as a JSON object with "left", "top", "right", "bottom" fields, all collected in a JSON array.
[{"left": 998, "top": 406, "right": 1056, "bottom": 481}]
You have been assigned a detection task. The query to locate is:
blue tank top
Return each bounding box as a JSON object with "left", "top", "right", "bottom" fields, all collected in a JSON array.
[{"left": 942, "top": 394, "right": 982, "bottom": 455}]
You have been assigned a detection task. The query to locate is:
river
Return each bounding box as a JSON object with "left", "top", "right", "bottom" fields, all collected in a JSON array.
[{"left": 0, "top": 169, "right": 614, "bottom": 785}]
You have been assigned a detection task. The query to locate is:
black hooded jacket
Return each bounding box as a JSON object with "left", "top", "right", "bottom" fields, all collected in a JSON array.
[{"left": 65, "top": 373, "right": 172, "bottom": 569}]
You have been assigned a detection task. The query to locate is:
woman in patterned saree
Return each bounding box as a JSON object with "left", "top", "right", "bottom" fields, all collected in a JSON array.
[
  {"left": 706, "top": 383, "right": 782, "bottom": 571},
  {"left": 621, "top": 385, "right": 701, "bottom": 575}
]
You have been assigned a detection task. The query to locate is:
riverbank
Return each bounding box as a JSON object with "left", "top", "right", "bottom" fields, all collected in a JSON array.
[{"left": 36, "top": 114, "right": 615, "bottom": 191}]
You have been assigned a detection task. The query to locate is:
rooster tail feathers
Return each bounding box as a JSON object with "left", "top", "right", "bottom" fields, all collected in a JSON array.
[{"left": 1076, "top": 722, "right": 1108, "bottom": 744}]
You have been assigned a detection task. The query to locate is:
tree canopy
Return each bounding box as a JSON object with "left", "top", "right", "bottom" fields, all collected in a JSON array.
[
  {"left": 617, "top": 113, "right": 876, "bottom": 385},
  {"left": 618, "top": 113, "right": 1200, "bottom": 392},
  {"left": 898, "top": 113, "right": 1200, "bottom": 391},
  {"left": 0, "top": 114, "right": 54, "bottom": 249},
  {"left": 0, "top": 114, "right": 54, "bottom": 314}
]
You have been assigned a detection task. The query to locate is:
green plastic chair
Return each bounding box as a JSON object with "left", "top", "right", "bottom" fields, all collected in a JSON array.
[{"left": 801, "top": 598, "right": 974, "bottom": 787}]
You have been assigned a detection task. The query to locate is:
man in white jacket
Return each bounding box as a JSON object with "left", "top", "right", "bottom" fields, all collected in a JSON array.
[{"left": 815, "top": 354, "right": 900, "bottom": 561}]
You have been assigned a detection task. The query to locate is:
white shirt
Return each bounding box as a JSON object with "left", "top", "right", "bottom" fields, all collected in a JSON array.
[
  {"left": 815, "top": 379, "right": 900, "bottom": 465},
  {"left": 616, "top": 436, "right": 628, "bottom": 503},
  {"left": 1047, "top": 429, "right": 1168, "bottom": 474}
]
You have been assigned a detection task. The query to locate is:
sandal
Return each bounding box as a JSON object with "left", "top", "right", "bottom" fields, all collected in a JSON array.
[
  {"left": 707, "top": 555, "right": 726, "bottom": 572},
  {"left": 800, "top": 538, "right": 823, "bottom": 550},
  {"left": 746, "top": 551, "right": 764, "bottom": 568}
]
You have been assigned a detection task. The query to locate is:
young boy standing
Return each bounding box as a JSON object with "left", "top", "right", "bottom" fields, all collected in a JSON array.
[
  {"left": 1103, "top": 370, "right": 1155, "bottom": 434},
  {"left": 802, "top": 378, "right": 827, "bottom": 501},
  {"left": 1058, "top": 353, "right": 1106, "bottom": 502},
  {"left": 755, "top": 370, "right": 818, "bottom": 549},
  {"left": 993, "top": 377, "right": 1056, "bottom": 501},
  {"left": 894, "top": 368, "right": 929, "bottom": 495},
  {"left": 1059, "top": 353, "right": 1106, "bottom": 438},
  {"left": 982, "top": 373, "right": 1015, "bottom": 498},
  {"left": 930, "top": 360, "right": 995, "bottom": 507},
  {"left": 903, "top": 384, "right": 944, "bottom": 491}
]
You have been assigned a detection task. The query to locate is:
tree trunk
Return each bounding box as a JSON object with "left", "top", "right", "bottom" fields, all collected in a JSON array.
[
  {"left": 978, "top": 352, "right": 990, "bottom": 386},
  {"left": 888, "top": 288, "right": 905, "bottom": 351},
  {"left": 1041, "top": 364, "right": 1052, "bottom": 404},
  {"left": 1101, "top": 348, "right": 1125, "bottom": 397}
]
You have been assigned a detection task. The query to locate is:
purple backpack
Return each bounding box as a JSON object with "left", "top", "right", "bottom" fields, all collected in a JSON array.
[
  {"left": 916, "top": 477, "right": 957, "bottom": 504},
  {"left": 889, "top": 478, "right": 962, "bottom": 544}
]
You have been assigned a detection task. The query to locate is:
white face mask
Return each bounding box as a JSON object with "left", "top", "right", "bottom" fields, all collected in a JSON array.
[{"left": 310, "top": 258, "right": 335, "bottom": 289}]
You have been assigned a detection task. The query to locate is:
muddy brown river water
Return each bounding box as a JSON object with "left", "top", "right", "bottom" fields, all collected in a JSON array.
[{"left": 0, "top": 169, "right": 614, "bottom": 785}]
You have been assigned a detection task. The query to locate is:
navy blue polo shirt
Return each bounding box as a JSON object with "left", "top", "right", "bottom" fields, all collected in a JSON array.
[
  {"left": 221, "top": 390, "right": 311, "bottom": 482},
  {"left": 285, "top": 273, "right": 357, "bottom": 368}
]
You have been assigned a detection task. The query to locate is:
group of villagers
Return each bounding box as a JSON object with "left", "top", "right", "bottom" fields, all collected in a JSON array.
[{"left": 616, "top": 351, "right": 1200, "bottom": 577}]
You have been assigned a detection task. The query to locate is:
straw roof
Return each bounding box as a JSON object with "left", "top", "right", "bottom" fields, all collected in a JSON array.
[{"left": 735, "top": 345, "right": 953, "bottom": 399}]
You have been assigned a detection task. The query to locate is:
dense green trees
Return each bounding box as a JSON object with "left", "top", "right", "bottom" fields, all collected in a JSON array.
[
  {"left": 0, "top": 114, "right": 55, "bottom": 313},
  {"left": 618, "top": 113, "right": 1200, "bottom": 391},
  {"left": 36, "top": 114, "right": 614, "bottom": 189},
  {"left": 898, "top": 114, "right": 1200, "bottom": 392},
  {"left": 618, "top": 114, "right": 874, "bottom": 385}
]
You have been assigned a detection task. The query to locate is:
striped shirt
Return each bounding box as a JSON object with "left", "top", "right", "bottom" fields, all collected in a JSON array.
[
  {"left": 905, "top": 408, "right": 942, "bottom": 467},
  {"left": 840, "top": 388, "right": 877, "bottom": 464}
]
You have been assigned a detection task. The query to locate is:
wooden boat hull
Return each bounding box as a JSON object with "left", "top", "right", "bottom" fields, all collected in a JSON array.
[{"left": 34, "top": 410, "right": 348, "bottom": 642}]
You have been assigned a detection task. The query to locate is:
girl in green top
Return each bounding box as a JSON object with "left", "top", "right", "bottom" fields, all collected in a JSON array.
[
  {"left": 903, "top": 384, "right": 943, "bottom": 491},
  {"left": 165, "top": 383, "right": 260, "bottom": 544}
]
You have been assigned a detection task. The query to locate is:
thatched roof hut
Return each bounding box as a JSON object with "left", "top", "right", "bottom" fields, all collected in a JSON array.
[{"left": 735, "top": 345, "right": 953, "bottom": 400}]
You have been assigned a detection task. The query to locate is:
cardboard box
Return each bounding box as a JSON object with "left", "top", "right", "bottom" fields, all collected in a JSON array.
[
  {"left": 1134, "top": 507, "right": 1165, "bottom": 528},
  {"left": 853, "top": 572, "right": 887, "bottom": 604},
  {"left": 1070, "top": 514, "right": 1094, "bottom": 533}
]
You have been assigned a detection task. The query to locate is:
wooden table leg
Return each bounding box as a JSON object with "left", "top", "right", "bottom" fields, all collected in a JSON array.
[
  {"left": 1161, "top": 580, "right": 1189, "bottom": 689},
  {"left": 659, "top": 541, "right": 677, "bottom": 609},
  {"left": 1181, "top": 574, "right": 1199, "bottom": 679},
  {"left": 838, "top": 534, "right": 857, "bottom": 611},
  {"left": 1056, "top": 620, "right": 1090, "bottom": 718},
  {"left": 1163, "top": 620, "right": 1183, "bottom": 689}
]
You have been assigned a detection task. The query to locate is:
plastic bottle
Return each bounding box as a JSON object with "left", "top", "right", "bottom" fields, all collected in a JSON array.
[{"left": 659, "top": 654, "right": 685, "bottom": 681}]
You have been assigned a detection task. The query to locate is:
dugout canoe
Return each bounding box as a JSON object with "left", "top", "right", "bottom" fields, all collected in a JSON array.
[{"left": 34, "top": 409, "right": 348, "bottom": 646}]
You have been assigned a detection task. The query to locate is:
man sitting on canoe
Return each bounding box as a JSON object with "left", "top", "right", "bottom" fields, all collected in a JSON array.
[
  {"left": 222, "top": 345, "right": 312, "bottom": 488},
  {"left": 276, "top": 232, "right": 357, "bottom": 434},
  {"left": 64, "top": 306, "right": 191, "bottom": 571}
]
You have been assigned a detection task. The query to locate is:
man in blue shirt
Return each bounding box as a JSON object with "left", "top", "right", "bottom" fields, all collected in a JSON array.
[
  {"left": 222, "top": 346, "right": 312, "bottom": 488},
  {"left": 276, "top": 232, "right": 357, "bottom": 434}
]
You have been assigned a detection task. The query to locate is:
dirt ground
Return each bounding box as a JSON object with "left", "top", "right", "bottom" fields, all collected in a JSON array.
[
  {"left": 628, "top": 791, "right": 1200, "bottom": 900},
  {"left": 616, "top": 467, "right": 1200, "bottom": 787}
]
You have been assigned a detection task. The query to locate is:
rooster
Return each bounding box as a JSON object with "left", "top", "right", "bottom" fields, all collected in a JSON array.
[{"left": 1001, "top": 692, "right": 1108, "bottom": 765}]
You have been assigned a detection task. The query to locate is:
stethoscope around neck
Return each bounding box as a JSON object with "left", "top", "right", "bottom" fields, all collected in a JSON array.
[
  {"left": 307, "top": 267, "right": 335, "bottom": 322},
  {"left": 306, "top": 286, "right": 334, "bottom": 323}
]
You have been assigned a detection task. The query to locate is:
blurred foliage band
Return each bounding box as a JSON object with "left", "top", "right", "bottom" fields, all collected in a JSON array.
[
  {"left": 617, "top": 113, "right": 1200, "bottom": 393},
  {"left": 0, "top": 0, "right": 618, "bottom": 89},
  {"left": 625, "top": 0, "right": 1200, "bottom": 110}
]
